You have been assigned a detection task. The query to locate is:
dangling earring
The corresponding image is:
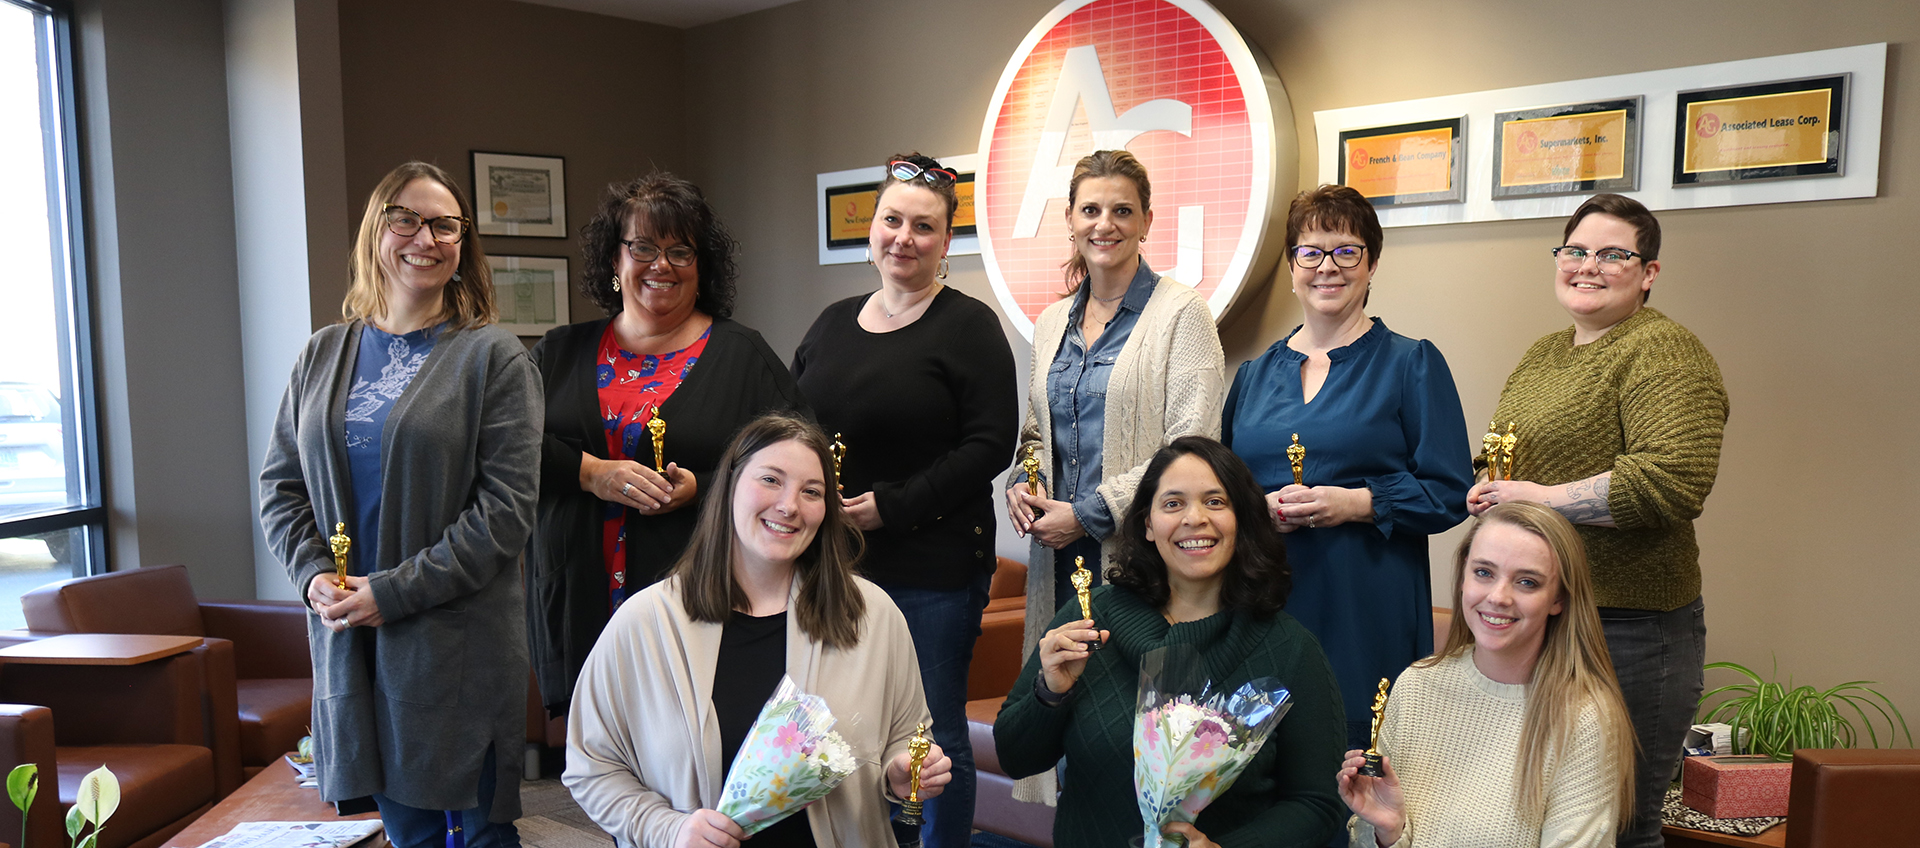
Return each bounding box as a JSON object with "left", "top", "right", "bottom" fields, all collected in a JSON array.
[
  {"left": 451, "top": 271, "right": 462, "bottom": 282},
  {"left": 1139, "top": 235, "right": 1147, "bottom": 244},
  {"left": 937, "top": 258, "right": 950, "bottom": 280},
  {"left": 865, "top": 248, "right": 874, "bottom": 266},
  {"left": 611, "top": 275, "right": 621, "bottom": 292}
]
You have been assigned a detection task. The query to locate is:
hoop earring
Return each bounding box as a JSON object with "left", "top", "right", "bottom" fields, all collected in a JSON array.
[
  {"left": 611, "top": 275, "right": 621, "bottom": 292},
  {"left": 1139, "top": 235, "right": 1147, "bottom": 244},
  {"left": 1068, "top": 233, "right": 1076, "bottom": 242},
  {"left": 937, "top": 258, "right": 950, "bottom": 280},
  {"left": 865, "top": 248, "right": 874, "bottom": 266}
]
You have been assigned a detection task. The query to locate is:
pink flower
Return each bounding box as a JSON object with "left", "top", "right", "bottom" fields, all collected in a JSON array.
[
  {"left": 772, "top": 721, "right": 805, "bottom": 756},
  {"left": 1189, "top": 728, "right": 1226, "bottom": 760},
  {"left": 1143, "top": 717, "right": 1161, "bottom": 746}
]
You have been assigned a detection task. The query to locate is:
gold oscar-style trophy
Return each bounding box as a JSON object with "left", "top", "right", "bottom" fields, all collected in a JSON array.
[
  {"left": 328, "top": 522, "right": 352, "bottom": 589},
  {"left": 646, "top": 406, "right": 667, "bottom": 473},
  {"left": 1071, "top": 556, "right": 1102, "bottom": 651},
  {"left": 1359, "top": 677, "right": 1390, "bottom": 777},
  {"left": 893, "top": 722, "right": 933, "bottom": 847},
  {"left": 1021, "top": 443, "right": 1041, "bottom": 496},
  {"left": 1482, "top": 421, "right": 1504, "bottom": 481},
  {"left": 1499, "top": 421, "right": 1518, "bottom": 481},
  {"left": 1287, "top": 433, "right": 1306, "bottom": 486},
  {"left": 830, "top": 433, "right": 847, "bottom": 494}
]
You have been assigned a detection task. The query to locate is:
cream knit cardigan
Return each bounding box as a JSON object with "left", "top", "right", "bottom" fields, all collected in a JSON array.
[
  {"left": 563, "top": 575, "right": 931, "bottom": 847},
  {"left": 1011, "top": 274, "right": 1225, "bottom": 804}
]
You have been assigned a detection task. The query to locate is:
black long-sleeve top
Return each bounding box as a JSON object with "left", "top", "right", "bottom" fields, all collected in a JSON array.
[{"left": 792, "top": 287, "right": 1019, "bottom": 591}]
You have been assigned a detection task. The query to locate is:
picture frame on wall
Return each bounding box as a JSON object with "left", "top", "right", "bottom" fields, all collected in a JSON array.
[
  {"left": 1492, "top": 97, "right": 1641, "bottom": 199},
  {"left": 488, "top": 255, "right": 570, "bottom": 337},
  {"left": 1672, "top": 74, "right": 1848, "bottom": 186},
  {"left": 822, "top": 172, "right": 977, "bottom": 249},
  {"left": 472, "top": 151, "right": 567, "bottom": 237},
  {"left": 1336, "top": 117, "right": 1467, "bottom": 207}
]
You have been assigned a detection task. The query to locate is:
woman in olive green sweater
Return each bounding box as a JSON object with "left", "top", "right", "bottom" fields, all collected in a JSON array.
[
  {"left": 1467, "top": 194, "right": 1727, "bottom": 848},
  {"left": 994, "top": 436, "right": 1346, "bottom": 848}
]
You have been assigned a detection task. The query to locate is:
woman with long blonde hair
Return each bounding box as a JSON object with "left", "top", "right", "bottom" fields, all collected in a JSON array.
[{"left": 1337, "top": 502, "right": 1635, "bottom": 847}]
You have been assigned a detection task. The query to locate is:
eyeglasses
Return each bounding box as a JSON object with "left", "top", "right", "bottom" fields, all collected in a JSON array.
[
  {"left": 888, "top": 159, "right": 957, "bottom": 188},
  {"left": 1551, "top": 246, "right": 1643, "bottom": 275},
  {"left": 382, "top": 204, "right": 469, "bottom": 244},
  {"left": 1290, "top": 244, "right": 1367, "bottom": 270},
  {"left": 621, "top": 239, "right": 697, "bottom": 267}
]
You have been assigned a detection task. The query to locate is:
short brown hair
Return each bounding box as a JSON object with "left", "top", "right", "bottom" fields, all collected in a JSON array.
[
  {"left": 343, "top": 161, "right": 496, "bottom": 329},
  {"left": 670, "top": 412, "right": 866, "bottom": 649},
  {"left": 1286, "top": 184, "right": 1382, "bottom": 270},
  {"left": 579, "top": 173, "right": 738, "bottom": 318},
  {"left": 875, "top": 152, "right": 958, "bottom": 229},
  {"left": 1563, "top": 194, "right": 1659, "bottom": 304},
  {"left": 1062, "top": 150, "right": 1152, "bottom": 291}
]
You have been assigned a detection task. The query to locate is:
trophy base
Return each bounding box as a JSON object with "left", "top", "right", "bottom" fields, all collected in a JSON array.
[
  {"left": 1084, "top": 638, "right": 1104, "bottom": 652},
  {"left": 1358, "top": 752, "right": 1384, "bottom": 777},
  {"left": 892, "top": 805, "right": 924, "bottom": 848}
]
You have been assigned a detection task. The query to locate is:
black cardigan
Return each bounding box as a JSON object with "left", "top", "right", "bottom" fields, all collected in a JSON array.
[{"left": 526, "top": 317, "right": 808, "bottom": 714}]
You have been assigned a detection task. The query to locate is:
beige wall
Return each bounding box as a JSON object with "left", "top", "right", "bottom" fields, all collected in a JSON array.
[
  {"left": 336, "top": 0, "right": 687, "bottom": 329},
  {"left": 678, "top": 0, "right": 1920, "bottom": 723}
]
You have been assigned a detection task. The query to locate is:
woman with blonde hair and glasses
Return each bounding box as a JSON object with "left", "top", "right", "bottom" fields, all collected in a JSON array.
[
  {"left": 261, "top": 160, "right": 542, "bottom": 848},
  {"left": 1337, "top": 502, "right": 1635, "bottom": 848}
]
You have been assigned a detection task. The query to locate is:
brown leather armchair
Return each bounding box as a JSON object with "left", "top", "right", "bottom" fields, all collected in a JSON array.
[
  {"left": 0, "top": 635, "right": 230, "bottom": 848},
  {"left": 1785, "top": 748, "right": 1920, "bottom": 847},
  {"left": 21, "top": 564, "right": 310, "bottom": 778}
]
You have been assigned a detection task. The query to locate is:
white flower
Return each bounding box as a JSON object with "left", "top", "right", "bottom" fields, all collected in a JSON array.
[
  {"left": 815, "top": 731, "right": 857, "bottom": 777},
  {"left": 1160, "top": 700, "right": 1207, "bottom": 742}
]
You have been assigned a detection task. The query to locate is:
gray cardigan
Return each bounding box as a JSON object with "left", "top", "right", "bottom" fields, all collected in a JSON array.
[{"left": 259, "top": 320, "right": 542, "bottom": 821}]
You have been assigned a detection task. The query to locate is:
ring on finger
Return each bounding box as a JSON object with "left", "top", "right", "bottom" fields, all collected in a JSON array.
[{"left": 620, "top": 482, "right": 633, "bottom": 497}]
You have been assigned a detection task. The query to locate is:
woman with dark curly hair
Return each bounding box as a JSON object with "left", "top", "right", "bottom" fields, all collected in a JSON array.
[
  {"left": 527, "top": 173, "right": 807, "bottom": 717},
  {"left": 994, "top": 436, "right": 1347, "bottom": 848}
]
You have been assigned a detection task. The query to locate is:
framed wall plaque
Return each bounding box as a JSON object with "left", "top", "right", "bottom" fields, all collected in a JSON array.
[
  {"left": 822, "top": 172, "right": 977, "bottom": 250},
  {"left": 472, "top": 151, "right": 567, "bottom": 237},
  {"left": 487, "top": 255, "right": 569, "bottom": 337},
  {"left": 1337, "top": 118, "right": 1466, "bottom": 207},
  {"left": 1673, "top": 74, "right": 1847, "bottom": 185},
  {"left": 1492, "top": 97, "right": 1641, "bottom": 198}
]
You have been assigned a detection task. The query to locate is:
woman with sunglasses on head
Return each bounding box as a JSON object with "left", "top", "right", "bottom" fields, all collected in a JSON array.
[
  {"left": 792, "top": 153, "right": 1018, "bottom": 848},
  {"left": 260, "top": 161, "right": 541, "bottom": 848},
  {"left": 1221, "top": 184, "right": 1474, "bottom": 752},
  {"left": 1465, "top": 194, "right": 1726, "bottom": 848},
  {"left": 565, "top": 412, "right": 951, "bottom": 848},
  {"left": 995, "top": 437, "right": 1347, "bottom": 848},
  {"left": 1338, "top": 502, "right": 1635, "bottom": 848},
  {"left": 1005, "top": 152, "right": 1227, "bottom": 801},
  {"left": 527, "top": 173, "right": 808, "bottom": 721}
]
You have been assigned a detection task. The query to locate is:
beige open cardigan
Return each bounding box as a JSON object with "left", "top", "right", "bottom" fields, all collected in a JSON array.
[{"left": 563, "top": 575, "right": 930, "bottom": 847}]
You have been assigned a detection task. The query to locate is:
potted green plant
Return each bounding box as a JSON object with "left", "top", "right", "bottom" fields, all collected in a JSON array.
[{"left": 7, "top": 763, "right": 120, "bottom": 848}]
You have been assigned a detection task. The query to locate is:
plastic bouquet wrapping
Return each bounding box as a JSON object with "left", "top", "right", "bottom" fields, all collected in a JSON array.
[
  {"left": 1132, "top": 646, "right": 1293, "bottom": 848},
  {"left": 714, "top": 676, "right": 860, "bottom": 835}
]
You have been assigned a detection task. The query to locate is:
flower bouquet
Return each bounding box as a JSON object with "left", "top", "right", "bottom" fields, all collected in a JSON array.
[
  {"left": 1132, "top": 646, "right": 1293, "bottom": 848},
  {"left": 714, "top": 676, "right": 860, "bottom": 835}
]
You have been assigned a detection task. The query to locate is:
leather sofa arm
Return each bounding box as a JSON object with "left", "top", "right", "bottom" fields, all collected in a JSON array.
[
  {"left": 0, "top": 704, "right": 61, "bottom": 848},
  {"left": 201, "top": 600, "right": 313, "bottom": 679}
]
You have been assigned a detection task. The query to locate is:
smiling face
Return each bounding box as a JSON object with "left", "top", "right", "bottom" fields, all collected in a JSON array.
[
  {"left": 1289, "top": 227, "right": 1374, "bottom": 321},
  {"left": 1142, "top": 454, "right": 1238, "bottom": 595},
  {"left": 730, "top": 438, "right": 828, "bottom": 576},
  {"left": 1460, "top": 521, "right": 1565, "bottom": 683},
  {"left": 1066, "top": 175, "right": 1152, "bottom": 278},
  {"left": 870, "top": 183, "right": 951, "bottom": 288},
  {"left": 378, "top": 178, "right": 462, "bottom": 306},
  {"left": 617, "top": 213, "right": 702, "bottom": 323},
  {"left": 1555, "top": 212, "right": 1658, "bottom": 337}
]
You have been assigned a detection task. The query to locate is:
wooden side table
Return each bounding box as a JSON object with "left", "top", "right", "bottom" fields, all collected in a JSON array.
[
  {"left": 162, "top": 758, "right": 384, "bottom": 848},
  {"left": 0, "top": 633, "right": 202, "bottom": 665}
]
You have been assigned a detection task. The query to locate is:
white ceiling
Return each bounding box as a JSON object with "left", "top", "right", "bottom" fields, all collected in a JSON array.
[{"left": 510, "top": 0, "right": 804, "bottom": 29}]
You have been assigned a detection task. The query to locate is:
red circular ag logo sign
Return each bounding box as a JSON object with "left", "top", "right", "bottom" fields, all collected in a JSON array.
[
  {"left": 1695, "top": 112, "right": 1722, "bottom": 138},
  {"left": 976, "top": 0, "right": 1291, "bottom": 339}
]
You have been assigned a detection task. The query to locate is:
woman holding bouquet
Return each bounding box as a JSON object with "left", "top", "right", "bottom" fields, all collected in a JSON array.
[
  {"left": 995, "top": 436, "right": 1347, "bottom": 848},
  {"left": 564, "top": 412, "right": 952, "bottom": 848},
  {"left": 1336, "top": 502, "right": 1635, "bottom": 847}
]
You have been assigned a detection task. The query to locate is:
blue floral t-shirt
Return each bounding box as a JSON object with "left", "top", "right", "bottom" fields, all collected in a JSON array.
[{"left": 342, "top": 321, "right": 443, "bottom": 574}]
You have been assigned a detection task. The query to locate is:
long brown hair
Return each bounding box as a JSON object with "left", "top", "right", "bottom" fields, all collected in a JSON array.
[
  {"left": 343, "top": 161, "right": 496, "bottom": 328},
  {"left": 669, "top": 413, "right": 866, "bottom": 649},
  {"left": 1422, "top": 501, "right": 1636, "bottom": 827},
  {"left": 1061, "top": 149, "right": 1152, "bottom": 292}
]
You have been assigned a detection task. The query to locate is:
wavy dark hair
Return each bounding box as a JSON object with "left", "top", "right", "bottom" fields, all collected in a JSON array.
[
  {"left": 669, "top": 412, "right": 867, "bottom": 649},
  {"left": 578, "top": 172, "right": 738, "bottom": 318},
  {"left": 1108, "top": 436, "right": 1290, "bottom": 617}
]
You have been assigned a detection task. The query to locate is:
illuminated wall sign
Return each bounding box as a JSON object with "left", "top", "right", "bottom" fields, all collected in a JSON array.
[{"left": 975, "top": 0, "right": 1292, "bottom": 339}]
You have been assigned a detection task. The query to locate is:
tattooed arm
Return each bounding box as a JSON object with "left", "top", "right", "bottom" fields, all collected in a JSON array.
[{"left": 1465, "top": 472, "right": 1615, "bottom": 527}]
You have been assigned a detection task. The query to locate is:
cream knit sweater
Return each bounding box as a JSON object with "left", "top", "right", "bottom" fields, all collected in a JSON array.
[{"left": 1348, "top": 649, "right": 1618, "bottom": 848}]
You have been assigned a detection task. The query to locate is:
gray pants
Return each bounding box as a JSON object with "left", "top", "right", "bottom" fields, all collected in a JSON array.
[{"left": 1601, "top": 597, "right": 1707, "bottom": 848}]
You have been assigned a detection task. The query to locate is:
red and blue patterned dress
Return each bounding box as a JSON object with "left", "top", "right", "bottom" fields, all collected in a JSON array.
[{"left": 595, "top": 323, "right": 710, "bottom": 610}]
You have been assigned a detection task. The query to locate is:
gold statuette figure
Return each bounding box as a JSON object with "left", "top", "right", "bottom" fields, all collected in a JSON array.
[
  {"left": 1021, "top": 443, "right": 1041, "bottom": 496},
  {"left": 830, "top": 433, "right": 847, "bottom": 494},
  {"left": 1359, "top": 677, "right": 1390, "bottom": 777},
  {"left": 1287, "top": 433, "right": 1306, "bottom": 486},
  {"left": 894, "top": 722, "right": 933, "bottom": 842},
  {"left": 328, "top": 522, "right": 352, "bottom": 589},
  {"left": 1071, "top": 556, "right": 1102, "bottom": 651},
  {"left": 1482, "top": 421, "right": 1504, "bottom": 481},
  {"left": 1499, "top": 421, "right": 1518, "bottom": 481},
  {"left": 646, "top": 407, "right": 667, "bottom": 473}
]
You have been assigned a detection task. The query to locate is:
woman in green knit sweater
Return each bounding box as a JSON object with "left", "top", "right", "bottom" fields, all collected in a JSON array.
[
  {"left": 1466, "top": 194, "right": 1727, "bottom": 848},
  {"left": 995, "top": 436, "right": 1347, "bottom": 848}
]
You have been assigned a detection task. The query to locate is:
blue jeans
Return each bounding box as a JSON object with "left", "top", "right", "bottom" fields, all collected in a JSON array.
[
  {"left": 373, "top": 745, "right": 519, "bottom": 848},
  {"left": 883, "top": 571, "right": 993, "bottom": 848},
  {"left": 1601, "top": 597, "right": 1706, "bottom": 848}
]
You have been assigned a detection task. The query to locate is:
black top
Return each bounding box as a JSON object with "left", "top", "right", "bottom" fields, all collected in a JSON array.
[
  {"left": 792, "top": 287, "right": 1019, "bottom": 591},
  {"left": 526, "top": 317, "right": 809, "bottom": 714},
  {"left": 714, "top": 610, "right": 815, "bottom": 848}
]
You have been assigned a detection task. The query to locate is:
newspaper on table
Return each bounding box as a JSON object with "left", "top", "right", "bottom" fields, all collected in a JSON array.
[
  {"left": 194, "top": 820, "right": 383, "bottom": 848},
  {"left": 285, "top": 754, "right": 317, "bottom": 787}
]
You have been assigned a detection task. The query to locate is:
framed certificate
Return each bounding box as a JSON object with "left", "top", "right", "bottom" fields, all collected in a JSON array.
[
  {"left": 487, "top": 255, "right": 569, "bottom": 337},
  {"left": 1336, "top": 118, "right": 1466, "bottom": 207},
  {"left": 1492, "top": 97, "right": 1641, "bottom": 199},
  {"left": 472, "top": 151, "right": 567, "bottom": 237},
  {"left": 1673, "top": 74, "right": 1847, "bottom": 185}
]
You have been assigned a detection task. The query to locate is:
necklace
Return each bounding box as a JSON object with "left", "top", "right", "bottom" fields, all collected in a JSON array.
[
  {"left": 1090, "top": 290, "right": 1125, "bottom": 305},
  {"left": 880, "top": 283, "right": 940, "bottom": 318}
]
